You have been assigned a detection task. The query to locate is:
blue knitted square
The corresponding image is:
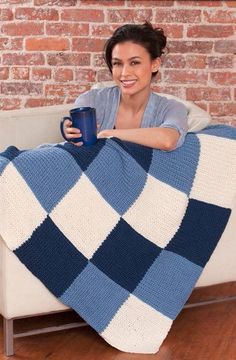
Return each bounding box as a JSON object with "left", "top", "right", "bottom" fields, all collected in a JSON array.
[
  {"left": 91, "top": 218, "right": 161, "bottom": 292},
  {"left": 60, "top": 262, "right": 129, "bottom": 333},
  {"left": 166, "top": 198, "right": 231, "bottom": 267},
  {"left": 86, "top": 141, "right": 148, "bottom": 215},
  {"left": 13, "top": 146, "right": 82, "bottom": 213},
  {"left": 149, "top": 134, "right": 200, "bottom": 196},
  {"left": 133, "top": 249, "right": 202, "bottom": 319},
  {"left": 14, "top": 216, "right": 88, "bottom": 297}
]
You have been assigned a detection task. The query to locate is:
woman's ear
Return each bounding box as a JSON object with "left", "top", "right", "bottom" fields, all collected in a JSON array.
[{"left": 151, "top": 58, "right": 161, "bottom": 73}]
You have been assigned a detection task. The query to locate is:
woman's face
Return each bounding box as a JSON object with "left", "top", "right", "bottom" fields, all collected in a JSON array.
[{"left": 111, "top": 41, "right": 160, "bottom": 97}]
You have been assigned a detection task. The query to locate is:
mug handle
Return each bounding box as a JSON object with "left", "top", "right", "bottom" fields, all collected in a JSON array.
[{"left": 60, "top": 116, "right": 71, "bottom": 141}]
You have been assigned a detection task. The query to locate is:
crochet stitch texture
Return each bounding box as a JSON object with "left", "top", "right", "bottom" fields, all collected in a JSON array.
[{"left": 0, "top": 125, "right": 235, "bottom": 353}]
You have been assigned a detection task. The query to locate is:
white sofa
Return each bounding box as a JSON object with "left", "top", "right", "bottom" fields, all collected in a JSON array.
[{"left": 0, "top": 90, "right": 235, "bottom": 356}]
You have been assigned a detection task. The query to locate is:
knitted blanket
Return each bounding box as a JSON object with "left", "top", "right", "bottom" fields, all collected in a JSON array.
[{"left": 0, "top": 125, "right": 236, "bottom": 353}]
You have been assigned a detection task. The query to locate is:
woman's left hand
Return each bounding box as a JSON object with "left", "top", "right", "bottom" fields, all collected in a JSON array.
[{"left": 97, "top": 129, "right": 115, "bottom": 139}]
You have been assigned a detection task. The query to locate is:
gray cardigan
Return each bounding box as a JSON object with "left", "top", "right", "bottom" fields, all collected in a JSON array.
[{"left": 75, "top": 86, "right": 188, "bottom": 148}]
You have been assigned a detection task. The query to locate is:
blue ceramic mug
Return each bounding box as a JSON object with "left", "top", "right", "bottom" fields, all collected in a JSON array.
[{"left": 60, "top": 107, "right": 97, "bottom": 146}]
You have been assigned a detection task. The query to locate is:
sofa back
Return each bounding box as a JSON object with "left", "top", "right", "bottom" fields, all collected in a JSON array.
[{"left": 0, "top": 104, "right": 72, "bottom": 151}]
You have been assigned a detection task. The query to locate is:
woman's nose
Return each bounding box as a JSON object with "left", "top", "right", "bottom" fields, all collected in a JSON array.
[{"left": 121, "top": 64, "right": 131, "bottom": 76}]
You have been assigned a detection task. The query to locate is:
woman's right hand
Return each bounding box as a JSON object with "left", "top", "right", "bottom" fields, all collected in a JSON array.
[{"left": 63, "top": 119, "right": 83, "bottom": 146}]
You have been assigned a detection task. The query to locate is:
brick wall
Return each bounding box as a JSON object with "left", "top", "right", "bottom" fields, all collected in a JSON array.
[{"left": 0, "top": 0, "right": 235, "bottom": 125}]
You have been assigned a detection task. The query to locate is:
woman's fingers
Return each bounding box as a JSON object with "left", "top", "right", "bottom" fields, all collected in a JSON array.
[{"left": 71, "top": 141, "right": 83, "bottom": 147}]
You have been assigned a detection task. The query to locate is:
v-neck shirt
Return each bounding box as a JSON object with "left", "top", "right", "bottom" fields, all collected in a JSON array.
[{"left": 74, "top": 85, "right": 188, "bottom": 148}]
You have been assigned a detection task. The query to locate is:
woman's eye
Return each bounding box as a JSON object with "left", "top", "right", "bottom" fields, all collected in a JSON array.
[
  {"left": 112, "top": 62, "right": 121, "bottom": 67},
  {"left": 131, "top": 61, "right": 140, "bottom": 65}
]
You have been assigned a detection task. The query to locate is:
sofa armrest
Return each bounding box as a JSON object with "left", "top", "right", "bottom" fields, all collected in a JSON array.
[{"left": 0, "top": 104, "right": 73, "bottom": 151}]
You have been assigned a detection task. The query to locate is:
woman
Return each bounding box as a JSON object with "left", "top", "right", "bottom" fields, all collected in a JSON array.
[{"left": 63, "top": 21, "right": 188, "bottom": 150}]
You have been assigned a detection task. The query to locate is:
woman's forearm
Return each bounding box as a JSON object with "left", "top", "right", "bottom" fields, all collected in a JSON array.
[{"left": 97, "top": 127, "right": 180, "bottom": 150}]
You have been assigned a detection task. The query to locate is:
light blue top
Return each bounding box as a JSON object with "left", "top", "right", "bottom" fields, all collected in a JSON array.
[{"left": 74, "top": 86, "right": 188, "bottom": 148}]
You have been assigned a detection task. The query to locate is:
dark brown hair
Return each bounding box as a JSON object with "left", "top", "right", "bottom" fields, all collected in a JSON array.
[{"left": 103, "top": 21, "right": 167, "bottom": 77}]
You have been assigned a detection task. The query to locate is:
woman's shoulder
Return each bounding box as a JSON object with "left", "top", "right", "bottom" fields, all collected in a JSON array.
[
  {"left": 151, "top": 91, "right": 187, "bottom": 111},
  {"left": 75, "top": 85, "right": 119, "bottom": 106}
]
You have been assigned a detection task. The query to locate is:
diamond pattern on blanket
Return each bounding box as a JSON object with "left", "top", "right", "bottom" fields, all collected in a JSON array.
[
  {"left": 166, "top": 198, "right": 231, "bottom": 267},
  {"left": 198, "top": 124, "right": 236, "bottom": 140},
  {"left": 191, "top": 134, "right": 236, "bottom": 208},
  {"left": 60, "top": 262, "right": 129, "bottom": 333},
  {"left": 0, "top": 162, "right": 47, "bottom": 250},
  {"left": 0, "top": 145, "right": 23, "bottom": 162},
  {"left": 1, "top": 125, "right": 235, "bottom": 355},
  {"left": 50, "top": 173, "right": 120, "bottom": 259},
  {"left": 123, "top": 174, "right": 188, "bottom": 248},
  {"left": 148, "top": 134, "right": 200, "bottom": 195},
  {"left": 133, "top": 249, "right": 202, "bottom": 319},
  {"left": 91, "top": 218, "right": 161, "bottom": 292},
  {"left": 57, "top": 139, "right": 105, "bottom": 171},
  {"left": 101, "top": 294, "right": 172, "bottom": 354},
  {"left": 85, "top": 140, "right": 148, "bottom": 215},
  {"left": 111, "top": 138, "right": 153, "bottom": 172},
  {"left": 13, "top": 147, "right": 82, "bottom": 213},
  {"left": 14, "top": 216, "right": 88, "bottom": 297}
]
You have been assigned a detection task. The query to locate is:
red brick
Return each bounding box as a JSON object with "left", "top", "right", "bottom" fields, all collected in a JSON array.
[
  {"left": 214, "top": 40, "right": 236, "bottom": 53},
  {"left": 3, "top": 53, "right": 45, "bottom": 66},
  {"left": 0, "top": 0, "right": 32, "bottom": 3},
  {"left": 159, "top": 24, "right": 183, "bottom": 39},
  {"left": 0, "top": 8, "right": 13, "bottom": 20},
  {"left": 11, "top": 67, "right": 29, "bottom": 80},
  {"left": 186, "top": 87, "right": 231, "bottom": 101},
  {"left": 61, "top": 9, "right": 104, "bottom": 22},
  {"left": 15, "top": 8, "right": 59, "bottom": 20},
  {"left": 75, "top": 69, "right": 96, "bottom": 82},
  {"left": 72, "top": 38, "right": 106, "bottom": 52},
  {"left": 45, "top": 84, "right": 90, "bottom": 97},
  {"left": 34, "top": 0, "right": 76, "bottom": 5},
  {"left": 26, "top": 38, "right": 69, "bottom": 51},
  {"left": 92, "top": 53, "right": 106, "bottom": 68},
  {"left": 127, "top": 0, "right": 174, "bottom": 6},
  {"left": 155, "top": 9, "right": 201, "bottom": 23},
  {"left": 176, "top": 1, "right": 221, "bottom": 6},
  {"left": 54, "top": 68, "right": 73, "bottom": 82},
  {"left": 91, "top": 25, "right": 119, "bottom": 37},
  {"left": 186, "top": 55, "right": 207, "bottom": 69},
  {"left": 187, "top": 25, "right": 234, "bottom": 38},
  {"left": 46, "top": 23, "right": 89, "bottom": 36},
  {"left": 168, "top": 40, "right": 213, "bottom": 54},
  {"left": 151, "top": 85, "right": 185, "bottom": 98},
  {"left": 1, "top": 82, "right": 43, "bottom": 95},
  {"left": 25, "top": 98, "right": 64, "bottom": 108},
  {"left": 164, "top": 70, "right": 208, "bottom": 84},
  {"left": 213, "top": 117, "right": 236, "bottom": 127},
  {"left": 209, "top": 103, "right": 236, "bottom": 116},
  {"left": 81, "top": 0, "right": 124, "bottom": 4},
  {"left": 0, "top": 98, "right": 21, "bottom": 111},
  {"left": 225, "top": 1, "right": 236, "bottom": 7},
  {"left": 32, "top": 68, "right": 51, "bottom": 81},
  {"left": 2, "top": 22, "right": 43, "bottom": 36},
  {"left": 108, "top": 9, "right": 153, "bottom": 23},
  {"left": 97, "top": 69, "right": 113, "bottom": 82},
  {"left": 206, "top": 56, "right": 233, "bottom": 69},
  {"left": 0, "top": 67, "right": 9, "bottom": 80},
  {"left": 47, "top": 53, "right": 90, "bottom": 66},
  {"left": 163, "top": 55, "right": 186, "bottom": 69},
  {"left": 210, "top": 72, "right": 236, "bottom": 85},
  {"left": 203, "top": 9, "right": 236, "bottom": 23},
  {"left": 0, "top": 38, "right": 23, "bottom": 51}
]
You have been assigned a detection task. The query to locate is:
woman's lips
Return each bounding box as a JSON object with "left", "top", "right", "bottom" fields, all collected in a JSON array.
[{"left": 120, "top": 80, "right": 137, "bottom": 88}]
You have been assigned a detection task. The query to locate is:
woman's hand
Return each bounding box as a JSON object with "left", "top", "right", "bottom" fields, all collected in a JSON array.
[
  {"left": 63, "top": 119, "right": 83, "bottom": 147},
  {"left": 97, "top": 129, "right": 115, "bottom": 139}
]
